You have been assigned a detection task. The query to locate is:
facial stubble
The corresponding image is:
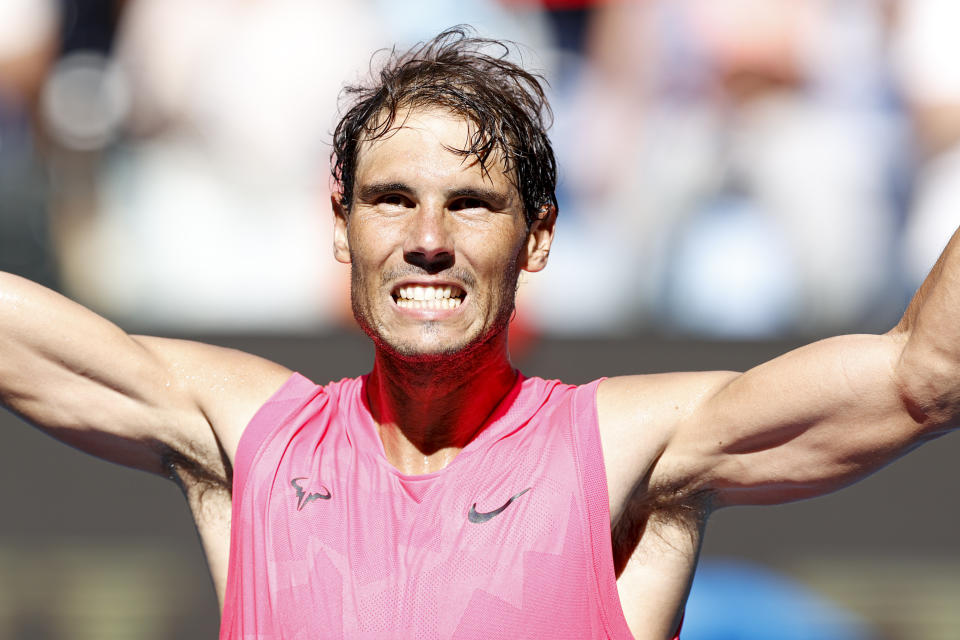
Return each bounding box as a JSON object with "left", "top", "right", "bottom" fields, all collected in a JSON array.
[{"left": 349, "top": 253, "right": 523, "bottom": 367}]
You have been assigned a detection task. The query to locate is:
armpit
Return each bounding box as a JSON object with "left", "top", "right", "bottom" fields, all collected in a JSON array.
[
  {"left": 159, "top": 441, "right": 232, "bottom": 507},
  {"left": 611, "top": 476, "right": 713, "bottom": 577}
]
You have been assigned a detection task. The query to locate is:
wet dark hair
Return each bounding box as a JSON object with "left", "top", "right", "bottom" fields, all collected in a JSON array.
[{"left": 331, "top": 26, "right": 558, "bottom": 226}]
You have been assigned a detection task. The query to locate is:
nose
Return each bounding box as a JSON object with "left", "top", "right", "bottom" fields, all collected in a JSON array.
[{"left": 403, "top": 202, "right": 454, "bottom": 274}]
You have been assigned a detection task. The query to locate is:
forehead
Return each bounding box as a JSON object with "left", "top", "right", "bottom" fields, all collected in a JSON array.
[{"left": 354, "top": 107, "right": 516, "bottom": 196}]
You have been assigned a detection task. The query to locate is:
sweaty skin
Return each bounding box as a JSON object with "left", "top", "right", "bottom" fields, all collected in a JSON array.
[
  {"left": 0, "top": 106, "right": 958, "bottom": 640},
  {"left": 332, "top": 108, "right": 554, "bottom": 476}
]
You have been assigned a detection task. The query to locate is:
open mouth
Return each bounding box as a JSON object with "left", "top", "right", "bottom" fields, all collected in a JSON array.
[{"left": 392, "top": 284, "right": 466, "bottom": 310}]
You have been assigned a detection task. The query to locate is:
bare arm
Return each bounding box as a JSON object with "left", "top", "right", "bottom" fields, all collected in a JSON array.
[
  {"left": 602, "top": 226, "right": 960, "bottom": 510},
  {"left": 0, "top": 272, "right": 291, "bottom": 477}
]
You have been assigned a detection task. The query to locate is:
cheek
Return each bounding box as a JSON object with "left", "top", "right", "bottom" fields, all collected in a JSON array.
[
  {"left": 346, "top": 233, "right": 384, "bottom": 301},
  {"left": 500, "top": 227, "right": 529, "bottom": 270},
  {"left": 349, "top": 224, "right": 396, "bottom": 269},
  {"left": 476, "top": 234, "right": 526, "bottom": 294}
]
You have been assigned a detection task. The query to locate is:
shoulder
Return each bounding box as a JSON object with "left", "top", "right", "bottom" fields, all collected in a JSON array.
[
  {"left": 596, "top": 372, "right": 739, "bottom": 449},
  {"left": 596, "top": 372, "right": 738, "bottom": 517},
  {"left": 132, "top": 336, "right": 294, "bottom": 465}
]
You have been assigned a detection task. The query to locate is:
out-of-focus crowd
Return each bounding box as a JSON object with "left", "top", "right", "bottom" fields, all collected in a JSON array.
[{"left": 1, "top": 0, "right": 957, "bottom": 338}]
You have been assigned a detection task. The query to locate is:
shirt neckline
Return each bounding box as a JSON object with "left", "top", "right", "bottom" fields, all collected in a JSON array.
[{"left": 353, "top": 371, "right": 530, "bottom": 481}]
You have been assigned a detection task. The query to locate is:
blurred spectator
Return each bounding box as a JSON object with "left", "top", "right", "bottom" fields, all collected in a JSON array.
[
  {"left": 890, "top": 0, "right": 960, "bottom": 292},
  {"left": 50, "top": 0, "right": 387, "bottom": 332},
  {"left": 370, "top": 0, "right": 550, "bottom": 54},
  {"left": 528, "top": 0, "right": 907, "bottom": 337},
  {"left": 0, "top": 0, "right": 60, "bottom": 290}
]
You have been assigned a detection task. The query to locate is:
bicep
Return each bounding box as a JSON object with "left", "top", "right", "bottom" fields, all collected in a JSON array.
[
  {"left": 0, "top": 274, "right": 206, "bottom": 473},
  {"left": 659, "top": 334, "right": 928, "bottom": 507}
]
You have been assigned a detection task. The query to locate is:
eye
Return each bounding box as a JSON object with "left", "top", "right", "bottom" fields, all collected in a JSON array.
[
  {"left": 449, "top": 197, "right": 490, "bottom": 212},
  {"left": 377, "top": 194, "right": 413, "bottom": 208}
]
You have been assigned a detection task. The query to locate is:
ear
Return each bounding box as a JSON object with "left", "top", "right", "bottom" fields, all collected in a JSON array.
[
  {"left": 521, "top": 205, "right": 557, "bottom": 273},
  {"left": 332, "top": 193, "right": 351, "bottom": 264}
]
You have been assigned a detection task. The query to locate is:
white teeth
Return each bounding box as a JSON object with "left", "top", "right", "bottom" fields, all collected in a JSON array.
[
  {"left": 394, "top": 284, "right": 464, "bottom": 308},
  {"left": 394, "top": 292, "right": 463, "bottom": 310}
]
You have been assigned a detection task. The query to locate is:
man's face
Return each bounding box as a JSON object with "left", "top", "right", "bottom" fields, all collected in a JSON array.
[{"left": 333, "top": 107, "right": 553, "bottom": 359}]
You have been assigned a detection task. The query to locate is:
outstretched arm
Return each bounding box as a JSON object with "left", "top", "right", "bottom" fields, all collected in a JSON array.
[
  {"left": 601, "top": 226, "right": 960, "bottom": 510},
  {"left": 0, "top": 272, "right": 290, "bottom": 477}
]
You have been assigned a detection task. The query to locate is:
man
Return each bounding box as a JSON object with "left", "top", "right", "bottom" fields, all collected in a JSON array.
[{"left": 1, "top": 27, "right": 957, "bottom": 640}]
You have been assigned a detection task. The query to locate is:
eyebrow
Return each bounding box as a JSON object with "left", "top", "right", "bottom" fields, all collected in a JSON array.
[
  {"left": 355, "top": 182, "right": 411, "bottom": 202},
  {"left": 355, "top": 182, "right": 512, "bottom": 209},
  {"left": 446, "top": 186, "right": 511, "bottom": 209}
]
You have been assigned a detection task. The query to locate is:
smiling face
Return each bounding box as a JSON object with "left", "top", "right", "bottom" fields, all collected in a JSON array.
[{"left": 333, "top": 107, "right": 554, "bottom": 360}]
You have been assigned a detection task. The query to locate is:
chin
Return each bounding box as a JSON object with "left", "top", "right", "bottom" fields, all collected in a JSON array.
[
  {"left": 376, "top": 331, "right": 478, "bottom": 361},
  {"left": 364, "top": 319, "right": 508, "bottom": 365}
]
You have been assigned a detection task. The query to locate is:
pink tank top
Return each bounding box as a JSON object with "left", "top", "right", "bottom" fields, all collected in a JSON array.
[{"left": 219, "top": 372, "right": 639, "bottom": 639}]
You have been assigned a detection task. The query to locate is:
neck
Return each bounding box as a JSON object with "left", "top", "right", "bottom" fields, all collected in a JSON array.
[{"left": 366, "top": 334, "right": 518, "bottom": 475}]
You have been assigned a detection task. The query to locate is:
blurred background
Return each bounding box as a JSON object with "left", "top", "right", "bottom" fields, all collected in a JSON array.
[{"left": 0, "top": 0, "right": 958, "bottom": 638}]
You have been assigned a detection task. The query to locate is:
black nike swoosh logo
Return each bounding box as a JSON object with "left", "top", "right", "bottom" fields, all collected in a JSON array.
[
  {"left": 468, "top": 488, "right": 531, "bottom": 523},
  {"left": 291, "top": 477, "right": 331, "bottom": 511}
]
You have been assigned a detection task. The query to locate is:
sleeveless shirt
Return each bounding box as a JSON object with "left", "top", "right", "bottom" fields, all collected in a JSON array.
[{"left": 219, "top": 372, "right": 640, "bottom": 639}]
